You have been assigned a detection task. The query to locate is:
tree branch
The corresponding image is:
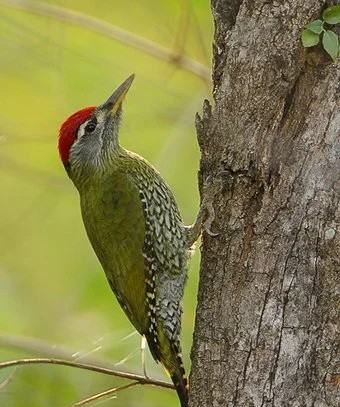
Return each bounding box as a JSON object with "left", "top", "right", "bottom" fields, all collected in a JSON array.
[
  {"left": 0, "top": 0, "right": 210, "bottom": 83},
  {"left": 0, "top": 357, "right": 174, "bottom": 390},
  {"left": 0, "top": 335, "right": 174, "bottom": 404}
]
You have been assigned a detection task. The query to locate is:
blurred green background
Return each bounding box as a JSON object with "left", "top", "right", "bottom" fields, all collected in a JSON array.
[{"left": 0, "top": 1, "right": 212, "bottom": 406}]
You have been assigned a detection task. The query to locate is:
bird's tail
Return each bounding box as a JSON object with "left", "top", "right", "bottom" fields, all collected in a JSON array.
[
  {"left": 169, "top": 344, "right": 189, "bottom": 407},
  {"left": 146, "top": 332, "right": 188, "bottom": 407},
  {"left": 160, "top": 338, "right": 189, "bottom": 407}
]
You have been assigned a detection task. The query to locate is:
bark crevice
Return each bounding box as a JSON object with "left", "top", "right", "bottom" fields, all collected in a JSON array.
[{"left": 190, "top": 1, "right": 339, "bottom": 406}]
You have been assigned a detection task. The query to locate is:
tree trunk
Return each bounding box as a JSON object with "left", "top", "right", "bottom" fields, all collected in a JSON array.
[{"left": 190, "top": 1, "right": 339, "bottom": 406}]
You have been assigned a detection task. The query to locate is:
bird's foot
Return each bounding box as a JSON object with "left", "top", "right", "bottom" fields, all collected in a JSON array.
[
  {"left": 185, "top": 173, "right": 223, "bottom": 248},
  {"left": 200, "top": 174, "right": 223, "bottom": 237}
]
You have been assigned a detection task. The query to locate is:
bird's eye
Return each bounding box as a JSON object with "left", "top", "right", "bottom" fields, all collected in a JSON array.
[{"left": 85, "top": 120, "right": 97, "bottom": 133}]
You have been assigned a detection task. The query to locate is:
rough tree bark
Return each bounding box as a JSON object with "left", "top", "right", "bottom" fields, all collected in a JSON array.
[{"left": 190, "top": 1, "right": 339, "bottom": 406}]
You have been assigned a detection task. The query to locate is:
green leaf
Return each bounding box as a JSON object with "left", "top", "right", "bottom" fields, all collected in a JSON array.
[
  {"left": 323, "top": 5, "right": 340, "bottom": 24},
  {"left": 301, "top": 29, "right": 320, "bottom": 47},
  {"left": 305, "top": 20, "right": 324, "bottom": 34},
  {"left": 322, "top": 30, "right": 339, "bottom": 61}
]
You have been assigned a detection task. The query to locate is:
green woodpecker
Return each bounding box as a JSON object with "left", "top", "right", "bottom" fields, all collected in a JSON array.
[{"left": 58, "top": 75, "right": 209, "bottom": 407}]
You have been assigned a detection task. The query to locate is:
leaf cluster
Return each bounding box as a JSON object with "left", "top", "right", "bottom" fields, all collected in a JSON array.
[{"left": 301, "top": 5, "right": 340, "bottom": 61}]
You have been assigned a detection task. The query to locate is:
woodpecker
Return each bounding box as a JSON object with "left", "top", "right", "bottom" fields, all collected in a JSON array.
[{"left": 58, "top": 75, "right": 212, "bottom": 407}]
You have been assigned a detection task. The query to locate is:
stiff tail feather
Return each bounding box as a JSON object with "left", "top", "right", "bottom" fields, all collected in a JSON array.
[
  {"left": 169, "top": 341, "right": 189, "bottom": 407},
  {"left": 145, "top": 332, "right": 188, "bottom": 407},
  {"left": 171, "top": 366, "right": 188, "bottom": 407}
]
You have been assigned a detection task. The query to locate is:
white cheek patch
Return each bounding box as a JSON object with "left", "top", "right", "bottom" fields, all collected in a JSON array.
[
  {"left": 76, "top": 114, "right": 105, "bottom": 142},
  {"left": 76, "top": 121, "right": 89, "bottom": 140},
  {"left": 69, "top": 113, "right": 112, "bottom": 171}
]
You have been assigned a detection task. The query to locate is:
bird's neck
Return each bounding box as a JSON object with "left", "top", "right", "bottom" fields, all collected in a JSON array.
[{"left": 70, "top": 145, "right": 128, "bottom": 192}]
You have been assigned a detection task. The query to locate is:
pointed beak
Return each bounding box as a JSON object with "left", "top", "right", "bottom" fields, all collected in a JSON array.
[{"left": 99, "top": 74, "right": 135, "bottom": 114}]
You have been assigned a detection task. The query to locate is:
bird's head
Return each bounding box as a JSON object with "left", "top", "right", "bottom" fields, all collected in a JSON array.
[{"left": 58, "top": 74, "right": 134, "bottom": 181}]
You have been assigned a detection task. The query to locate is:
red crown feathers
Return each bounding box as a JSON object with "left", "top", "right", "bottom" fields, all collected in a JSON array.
[{"left": 58, "top": 106, "right": 95, "bottom": 164}]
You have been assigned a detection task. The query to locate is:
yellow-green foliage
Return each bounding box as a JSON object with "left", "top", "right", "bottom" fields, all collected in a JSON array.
[{"left": 0, "top": 1, "right": 212, "bottom": 406}]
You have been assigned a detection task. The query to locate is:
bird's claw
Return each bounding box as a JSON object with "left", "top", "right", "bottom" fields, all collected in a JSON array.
[
  {"left": 185, "top": 172, "right": 224, "bottom": 247},
  {"left": 204, "top": 225, "right": 220, "bottom": 237},
  {"left": 204, "top": 224, "right": 219, "bottom": 237},
  {"left": 202, "top": 197, "right": 219, "bottom": 237}
]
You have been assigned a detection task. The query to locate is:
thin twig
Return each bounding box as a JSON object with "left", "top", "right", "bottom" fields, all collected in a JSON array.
[
  {"left": 73, "top": 381, "right": 139, "bottom": 406},
  {"left": 0, "top": 367, "right": 17, "bottom": 390},
  {"left": 0, "top": 334, "right": 135, "bottom": 371},
  {"left": 0, "top": 0, "right": 210, "bottom": 82},
  {"left": 0, "top": 358, "right": 174, "bottom": 390}
]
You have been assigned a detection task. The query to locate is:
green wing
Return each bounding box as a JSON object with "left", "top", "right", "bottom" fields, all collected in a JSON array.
[{"left": 80, "top": 168, "right": 148, "bottom": 334}]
